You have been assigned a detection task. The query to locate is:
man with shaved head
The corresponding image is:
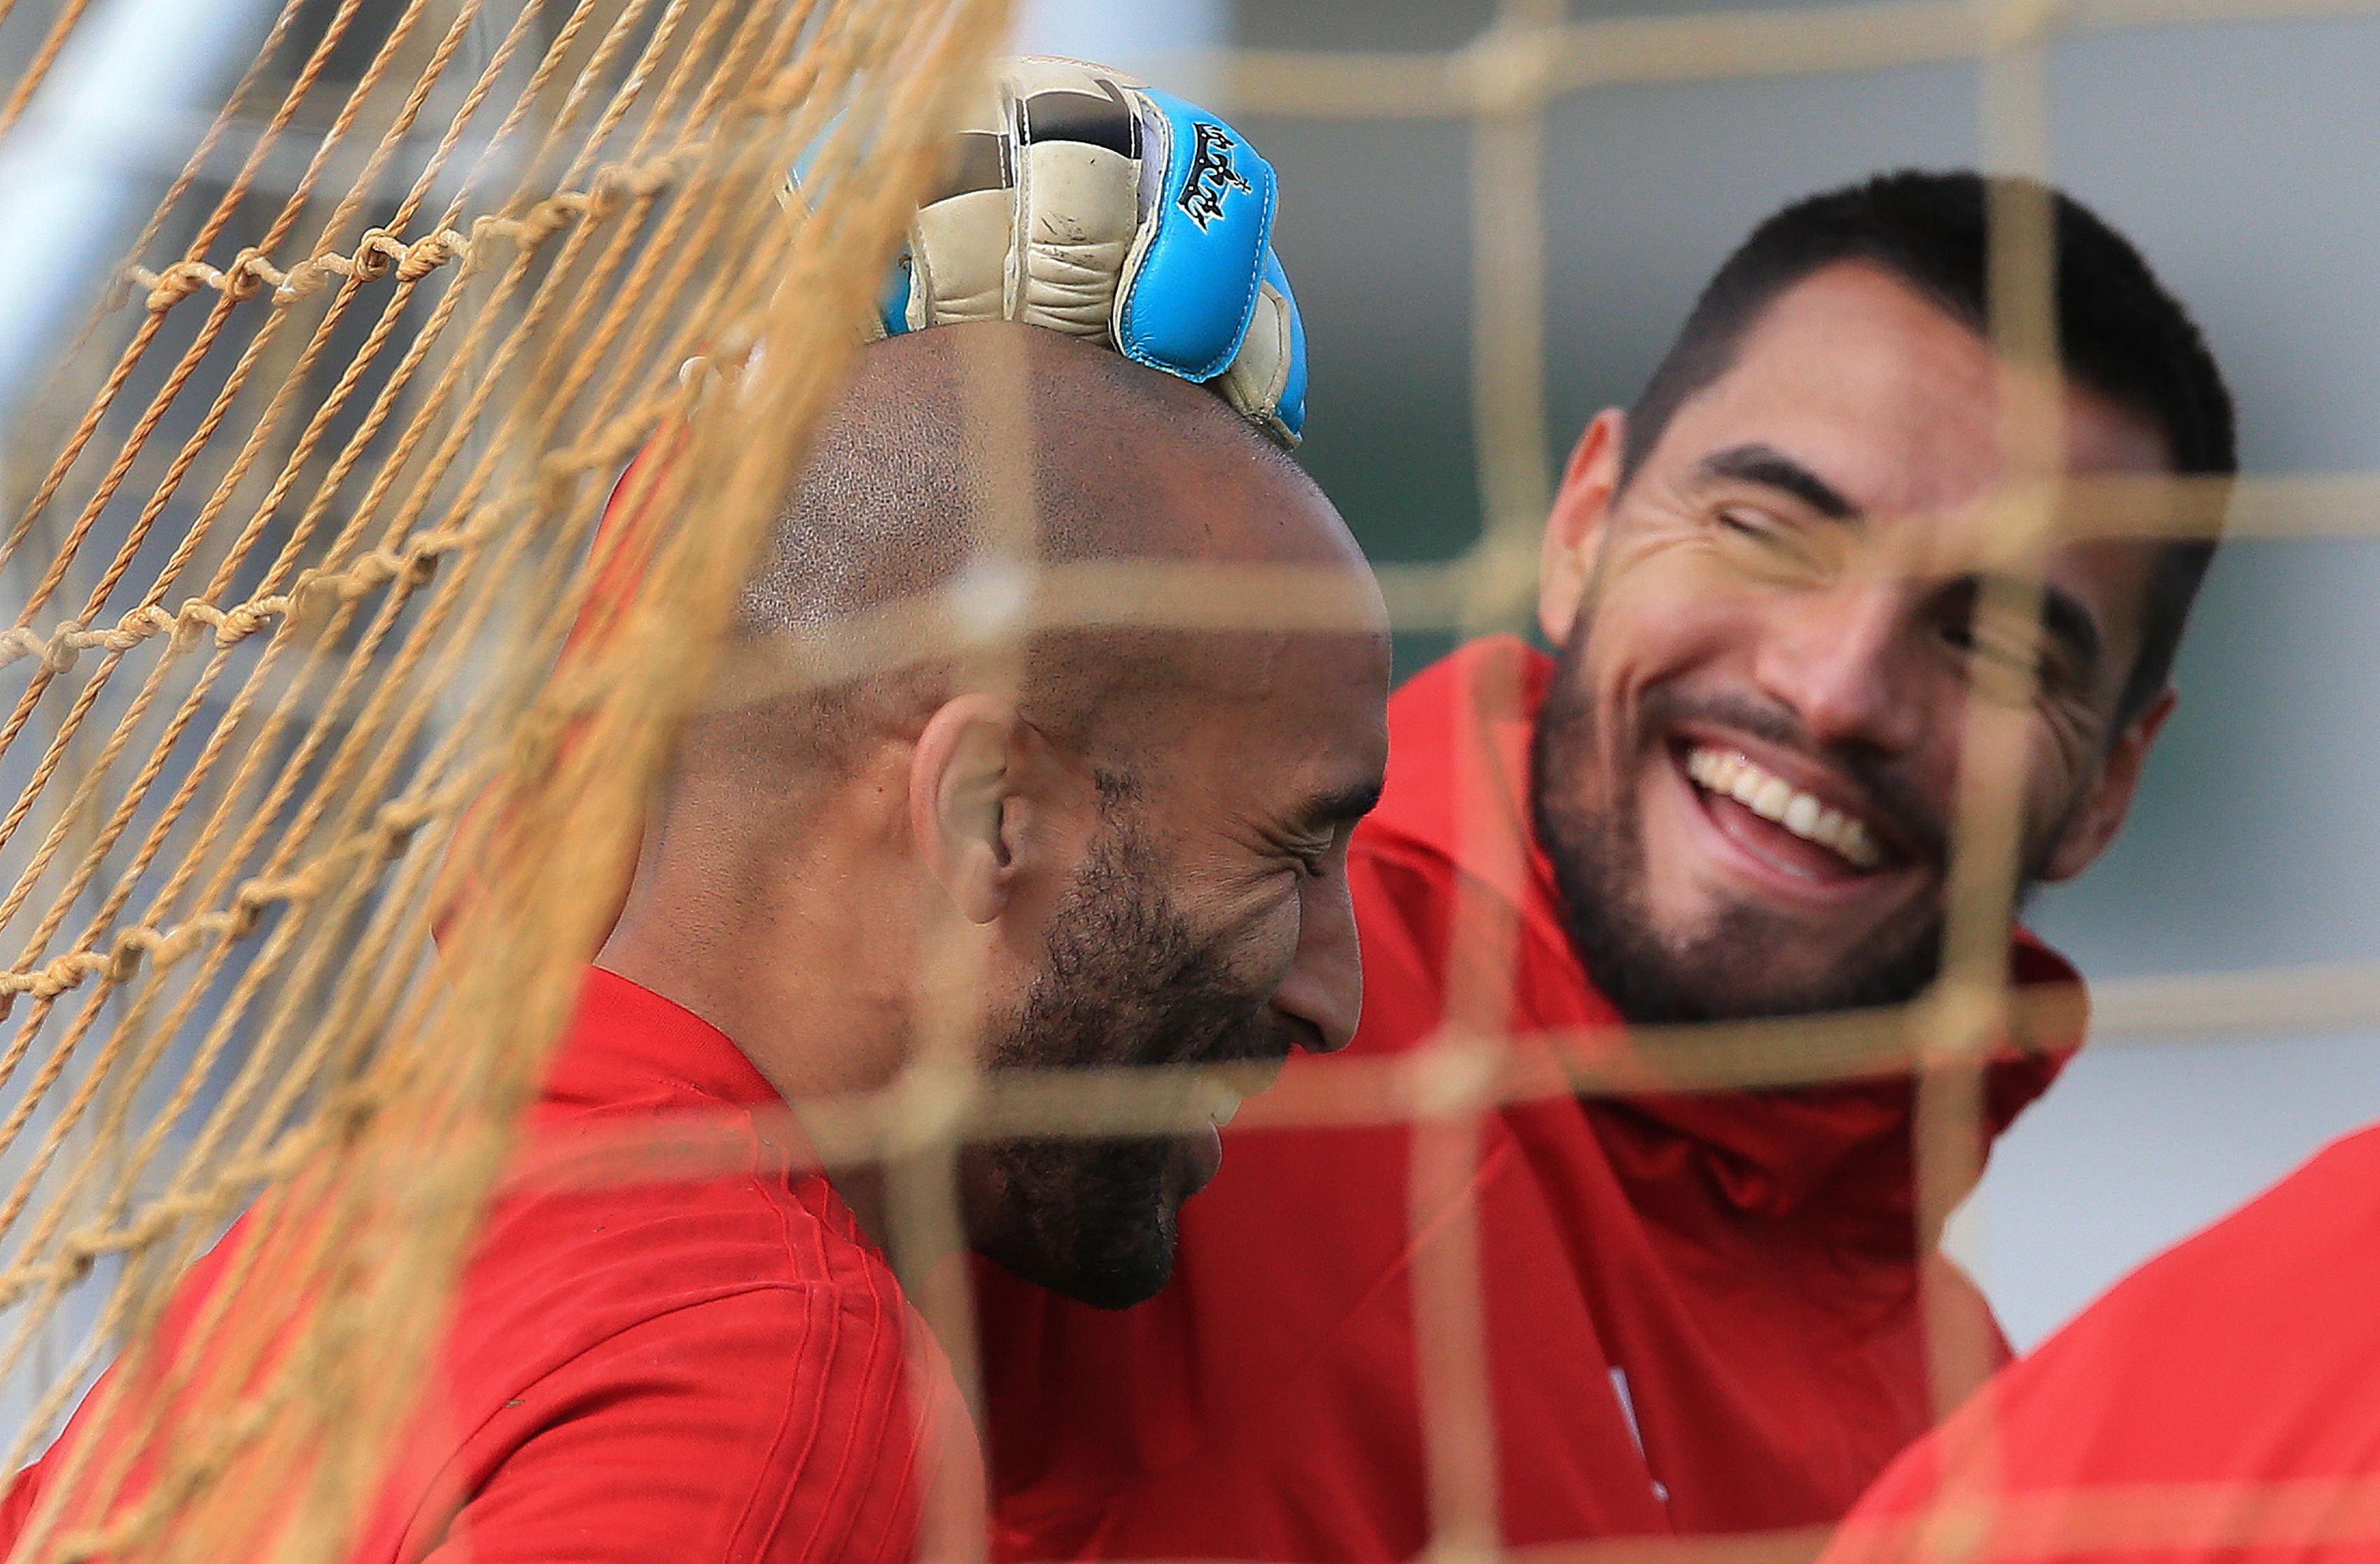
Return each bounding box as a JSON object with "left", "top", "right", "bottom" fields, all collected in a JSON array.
[
  {"left": 606, "top": 322, "right": 1388, "bottom": 1313},
  {"left": 0, "top": 317, "right": 1388, "bottom": 1561}
]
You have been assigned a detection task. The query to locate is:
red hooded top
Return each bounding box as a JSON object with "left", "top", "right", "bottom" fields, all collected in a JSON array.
[
  {"left": 978, "top": 635, "right": 2078, "bottom": 1563},
  {"left": 1816, "top": 1125, "right": 2380, "bottom": 1564}
]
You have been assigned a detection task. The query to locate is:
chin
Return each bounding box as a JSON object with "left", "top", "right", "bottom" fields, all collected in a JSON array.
[
  {"left": 973, "top": 1137, "right": 1181, "bottom": 1309},
  {"left": 979, "top": 1215, "right": 1175, "bottom": 1311},
  {"left": 1666, "top": 904, "right": 1945, "bottom": 1023}
]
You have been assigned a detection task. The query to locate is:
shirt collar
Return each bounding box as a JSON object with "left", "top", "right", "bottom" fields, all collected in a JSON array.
[
  {"left": 546, "top": 966, "right": 788, "bottom": 1112},
  {"left": 1361, "top": 635, "right": 2083, "bottom": 1237}
]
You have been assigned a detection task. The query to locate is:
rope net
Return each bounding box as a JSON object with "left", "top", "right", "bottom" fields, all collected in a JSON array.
[
  {"left": 0, "top": 0, "right": 1008, "bottom": 1555},
  {"left": 0, "top": 1, "right": 2368, "bottom": 1563}
]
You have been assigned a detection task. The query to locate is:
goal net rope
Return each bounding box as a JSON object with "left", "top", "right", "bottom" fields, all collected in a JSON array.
[
  {"left": 0, "top": 0, "right": 1007, "bottom": 1556},
  {"left": 0, "top": 0, "right": 2373, "bottom": 1561}
]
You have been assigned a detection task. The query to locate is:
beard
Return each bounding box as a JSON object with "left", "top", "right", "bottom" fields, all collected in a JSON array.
[
  {"left": 1527, "top": 614, "right": 2066, "bottom": 1028},
  {"left": 967, "top": 817, "right": 1290, "bottom": 1310}
]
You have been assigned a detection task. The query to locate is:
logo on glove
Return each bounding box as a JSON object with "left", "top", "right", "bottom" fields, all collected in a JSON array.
[{"left": 1179, "top": 122, "right": 1255, "bottom": 231}]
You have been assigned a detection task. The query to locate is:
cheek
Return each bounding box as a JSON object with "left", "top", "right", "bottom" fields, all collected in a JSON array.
[
  {"left": 2020, "top": 715, "right": 2099, "bottom": 843},
  {"left": 1172, "top": 861, "right": 1306, "bottom": 988},
  {"left": 1227, "top": 882, "right": 1304, "bottom": 991},
  {"left": 1908, "top": 696, "right": 2091, "bottom": 861},
  {"left": 1577, "top": 551, "right": 1764, "bottom": 739},
  {"left": 1593, "top": 533, "right": 1767, "bottom": 654}
]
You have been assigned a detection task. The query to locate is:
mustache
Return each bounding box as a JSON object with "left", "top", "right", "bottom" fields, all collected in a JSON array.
[
  {"left": 1638, "top": 685, "right": 1950, "bottom": 869},
  {"left": 1170, "top": 1001, "right": 1298, "bottom": 1073}
]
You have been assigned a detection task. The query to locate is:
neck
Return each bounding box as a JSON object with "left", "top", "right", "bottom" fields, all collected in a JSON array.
[
  {"left": 596, "top": 810, "right": 911, "bottom": 1108},
  {"left": 597, "top": 836, "right": 932, "bottom": 1257}
]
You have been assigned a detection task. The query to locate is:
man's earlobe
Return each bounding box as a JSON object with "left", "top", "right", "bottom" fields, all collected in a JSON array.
[
  {"left": 911, "top": 695, "right": 1026, "bottom": 924},
  {"left": 1539, "top": 409, "right": 1625, "bottom": 647},
  {"left": 2043, "top": 684, "right": 2176, "bottom": 883}
]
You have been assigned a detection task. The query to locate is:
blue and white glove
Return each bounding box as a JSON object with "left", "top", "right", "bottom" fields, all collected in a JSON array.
[{"left": 873, "top": 57, "right": 1308, "bottom": 448}]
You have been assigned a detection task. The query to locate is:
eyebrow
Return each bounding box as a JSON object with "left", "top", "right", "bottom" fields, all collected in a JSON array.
[{"left": 1696, "top": 442, "right": 1860, "bottom": 521}]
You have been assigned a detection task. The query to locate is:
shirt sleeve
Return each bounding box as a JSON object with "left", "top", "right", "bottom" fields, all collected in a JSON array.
[
  {"left": 0, "top": 1459, "right": 43, "bottom": 1554},
  {"left": 416, "top": 1283, "right": 974, "bottom": 1564}
]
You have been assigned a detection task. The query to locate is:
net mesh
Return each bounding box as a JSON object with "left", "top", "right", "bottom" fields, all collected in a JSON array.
[
  {"left": 0, "top": 0, "right": 1010, "bottom": 1555},
  {"left": 0, "top": 1, "right": 2370, "bottom": 1561}
]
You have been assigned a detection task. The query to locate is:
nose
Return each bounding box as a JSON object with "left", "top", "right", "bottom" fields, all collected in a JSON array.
[
  {"left": 1269, "top": 873, "right": 1362, "bottom": 1055},
  {"left": 1751, "top": 582, "right": 1928, "bottom": 757}
]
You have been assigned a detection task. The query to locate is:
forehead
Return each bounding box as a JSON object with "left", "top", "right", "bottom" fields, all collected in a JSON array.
[
  {"left": 1240, "top": 624, "right": 1390, "bottom": 759},
  {"left": 1655, "top": 261, "right": 2174, "bottom": 521},
  {"left": 1166, "top": 624, "right": 1390, "bottom": 803}
]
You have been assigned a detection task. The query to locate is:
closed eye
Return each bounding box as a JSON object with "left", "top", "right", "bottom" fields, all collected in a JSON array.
[
  {"left": 1712, "top": 505, "right": 1830, "bottom": 580},
  {"left": 1287, "top": 782, "right": 1382, "bottom": 874},
  {"left": 1933, "top": 576, "right": 2102, "bottom": 701}
]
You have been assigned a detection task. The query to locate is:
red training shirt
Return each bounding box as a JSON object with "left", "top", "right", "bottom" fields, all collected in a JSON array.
[
  {"left": 979, "top": 635, "right": 2078, "bottom": 1562},
  {"left": 1816, "top": 1124, "right": 2380, "bottom": 1564},
  {"left": 1, "top": 968, "right": 972, "bottom": 1563}
]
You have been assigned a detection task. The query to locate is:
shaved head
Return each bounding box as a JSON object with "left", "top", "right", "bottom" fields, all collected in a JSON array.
[
  {"left": 617, "top": 319, "right": 1389, "bottom": 1311},
  {"left": 718, "top": 321, "right": 1359, "bottom": 777}
]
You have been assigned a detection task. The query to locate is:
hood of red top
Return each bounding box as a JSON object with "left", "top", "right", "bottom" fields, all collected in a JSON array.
[{"left": 1359, "top": 635, "right": 2080, "bottom": 1241}]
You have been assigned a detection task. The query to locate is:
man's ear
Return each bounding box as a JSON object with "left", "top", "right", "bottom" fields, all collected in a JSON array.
[
  {"left": 1539, "top": 409, "right": 1625, "bottom": 647},
  {"left": 909, "top": 693, "right": 1032, "bottom": 924},
  {"left": 2043, "top": 684, "right": 2177, "bottom": 883}
]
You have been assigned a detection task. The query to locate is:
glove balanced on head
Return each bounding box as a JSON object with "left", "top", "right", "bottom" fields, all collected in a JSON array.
[{"left": 876, "top": 57, "right": 1308, "bottom": 448}]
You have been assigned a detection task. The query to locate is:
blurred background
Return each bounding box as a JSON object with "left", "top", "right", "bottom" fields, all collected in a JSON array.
[
  {"left": 1016, "top": 0, "right": 2380, "bottom": 1351},
  {"left": 0, "top": 0, "right": 2374, "bottom": 1358}
]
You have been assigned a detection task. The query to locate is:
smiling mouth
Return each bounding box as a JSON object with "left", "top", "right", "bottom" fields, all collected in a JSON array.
[{"left": 1680, "top": 745, "right": 1889, "bottom": 878}]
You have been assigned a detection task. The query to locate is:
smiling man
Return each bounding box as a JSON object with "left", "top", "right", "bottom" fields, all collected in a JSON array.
[{"left": 977, "top": 171, "right": 2235, "bottom": 1561}]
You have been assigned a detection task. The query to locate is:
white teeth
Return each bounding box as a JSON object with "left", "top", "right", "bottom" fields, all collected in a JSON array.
[{"left": 1682, "top": 746, "right": 1885, "bottom": 870}]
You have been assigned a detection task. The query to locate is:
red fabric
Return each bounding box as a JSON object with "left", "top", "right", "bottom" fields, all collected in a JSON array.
[
  {"left": 1, "top": 969, "right": 972, "bottom": 1564},
  {"left": 979, "top": 635, "right": 2078, "bottom": 1563},
  {"left": 1819, "top": 1125, "right": 2380, "bottom": 1564}
]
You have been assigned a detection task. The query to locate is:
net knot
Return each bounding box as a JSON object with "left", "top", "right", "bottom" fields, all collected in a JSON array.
[
  {"left": 210, "top": 598, "right": 280, "bottom": 644},
  {"left": 347, "top": 230, "right": 403, "bottom": 283},
  {"left": 105, "top": 926, "right": 156, "bottom": 982},
  {"left": 167, "top": 598, "right": 222, "bottom": 647},
  {"left": 38, "top": 620, "right": 88, "bottom": 674},
  {"left": 4, "top": 948, "right": 108, "bottom": 1000},
  {"left": 1460, "top": 16, "right": 1556, "bottom": 115},
  {"left": 374, "top": 793, "right": 437, "bottom": 857},
  {"left": 399, "top": 539, "right": 443, "bottom": 586},
  {"left": 220, "top": 248, "right": 286, "bottom": 303},
  {"left": 345, "top": 549, "right": 407, "bottom": 597},
  {"left": 396, "top": 228, "right": 467, "bottom": 281},
  {"left": 228, "top": 880, "right": 280, "bottom": 938},
  {"left": 120, "top": 605, "right": 179, "bottom": 649},
  {"left": 135, "top": 259, "right": 219, "bottom": 311}
]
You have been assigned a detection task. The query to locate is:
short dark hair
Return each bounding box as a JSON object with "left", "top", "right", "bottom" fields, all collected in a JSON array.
[{"left": 1622, "top": 169, "right": 2235, "bottom": 726}]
